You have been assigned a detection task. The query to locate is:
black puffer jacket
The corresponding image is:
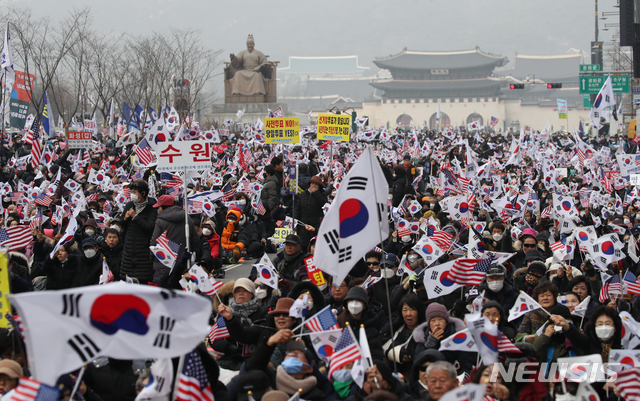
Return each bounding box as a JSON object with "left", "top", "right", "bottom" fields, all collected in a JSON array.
[
  {"left": 100, "top": 240, "right": 124, "bottom": 281},
  {"left": 273, "top": 248, "right": 306, "bottom": 282},
  {"left": 337, "top": 308, "right": 384, "bottom": 361},
  {"left": 295, "top": 188, "right": 327, "bottom": 229},
  {"left": 42, "top": 254, "right": 81, "bottom": 290},
  {"left": 77, "top": 250, "right": 104, "bottom": 287},
  {"left": 120, "top": 199, "right": 157, "bottom": 283},
  {"left": 151, "top": 205, "right": 199, "bottom": 283},
  {"left": 392, "top": 176, "right": 414, "bottom": 207}
]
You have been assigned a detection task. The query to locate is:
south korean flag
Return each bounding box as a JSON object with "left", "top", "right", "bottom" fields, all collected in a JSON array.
[{"left": 255, "top": 254, "right": 278, "bottom": 289}]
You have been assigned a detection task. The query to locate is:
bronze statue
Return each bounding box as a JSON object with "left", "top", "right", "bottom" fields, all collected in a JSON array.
[{"left": 229, "top": 35, "right": 269, "bottom": 95}]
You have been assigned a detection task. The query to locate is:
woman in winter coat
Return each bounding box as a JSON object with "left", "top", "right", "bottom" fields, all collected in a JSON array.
[
  {"left": 413, "top": 302, "right": 474, "bottom": 375},
  {"left": 517, "top": 281, "right": 559, "bottom": 343},
  {"left": 211, "top": 279, "right": 267, "bottom": 370},
  {"left": 381, "top": 294, "right": 425, "bottom": 378},
  {"left": 120, "top": 180, "right": 157, "bottom": 284},
  {"left": 336, "top": 287, "right": 384, "bottom": 361},
  {"left": 295, "top": 176, "right": 327, "bottom": 250},
  {"left": 200, "top": 219, "right": 223, "bottom": 278},
  {"left": 41, "top": 243, "right": 81, "bottom": 290}
]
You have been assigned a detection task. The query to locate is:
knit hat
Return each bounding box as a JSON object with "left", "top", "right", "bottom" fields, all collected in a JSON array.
[
  {"left": 234, "top": 278, "right": 256, "bottom": 296},
  {"left": 261, "top": 391, "right": 289, "bottom": 401},
  {"left": 344, "top": 286, "right": 369, "bottom": 306},
  {"left": 425, "top": 303, "right": 450, "bottom": 324},
  {"left": 549, "top": 304, "right": 572, "bottom": 321},
  {"left": 525, "top": 249, "right": 545, "bottom": 262},
  {"left": 527, "top": 261, "right": 547, "bottom": 276},
  {"left": 237, "top": 370, "right": 271, "bottom": 401}
]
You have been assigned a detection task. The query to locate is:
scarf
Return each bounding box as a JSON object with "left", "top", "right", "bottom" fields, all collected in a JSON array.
[
  {"left": 134, "top": 199, "right": 148, "bottom": 216},
  {"left": 229, "top": 298, "right": 260, "bottom": 319},
  {"left": 275, "top": 366, "right": 317, "bottom": 395}
]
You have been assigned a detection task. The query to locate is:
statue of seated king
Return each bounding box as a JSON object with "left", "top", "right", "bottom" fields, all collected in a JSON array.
[{"left": 224, "top": 35, "right": 278, "bottom": 103}]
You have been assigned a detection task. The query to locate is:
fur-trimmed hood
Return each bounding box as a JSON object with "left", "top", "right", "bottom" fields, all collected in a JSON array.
[
  {"left": 213, "top": 280, "right": 236, "bottom": 311},
  {"left": 514, "top": 266, "right": 529, "bottom": 279},
  {"left": 412, "top": 316, "right": 466, "bottom": 343}
]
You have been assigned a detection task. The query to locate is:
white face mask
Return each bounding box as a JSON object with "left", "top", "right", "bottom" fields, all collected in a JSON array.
[
  {"left": 239, "top": 199, "right": 247, "bottom": 206},
  {"left": 85, "top": 229, "right": 95, "bottom": 237},
  {"left": 492, "top": 233, "right": 503, "bottom": 241},
  {"left": 487, "top": 280, "right": 504, "bottom": 292},
  {"left": 347, "top": 300, "right": 364, "bottom": 316},
  {"left": 84, "top": 249, "right": 97, "bottom": 258},
  {"left": 381, "top": 268, "right": 395, "bottom": 279},
  {"left": 131, "top": 194, "right": 139, "bottom": 203},
  {"left": 625, "top": 219, "right": 631, "bottom": 224},
  {"left": 595, "top": 325, "right": 615, "bottom": 341},
  {"left": 254, "top": 288, "right": 267, "bottom": 300},
  {"left": 407, "top": 254, "right": 419, "bottom": 264},
  {"left": 307, "top": 301, "right": 314, "bottom": 310},
  {"left": 401, "top": 235, "right": 412, "bottom": 243},
  {"left": 202, "top": 228, "right": 212, "bottom": 236}
]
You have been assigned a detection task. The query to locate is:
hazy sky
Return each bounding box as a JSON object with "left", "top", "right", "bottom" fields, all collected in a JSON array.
[{"left": 4, "top": 0, "right": 621, "bottom": 71}]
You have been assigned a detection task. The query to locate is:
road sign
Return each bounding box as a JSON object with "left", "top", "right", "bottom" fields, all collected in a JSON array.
[
  {"left": 579, "top": 75, "right": 630, "bottom": 94},
  {"left": 633, "top": 88, "right": 640, "bottom": 95},
  {"left": 580, "top": 64, "right": 601, "bottom": 72},
  {"left": 156, "top": 141, "right": 212, "bottom": 172},
  {"left": 583, "top": 94, "right": 592, "bottom": 108}
]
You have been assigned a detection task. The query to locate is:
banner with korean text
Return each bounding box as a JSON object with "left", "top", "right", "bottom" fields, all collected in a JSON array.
[
  {"left": 264, "top": 117, "right": 299, "bottom": 144},
  {"left": 317, "top": 114, "right": 351, "bottom": 141}
]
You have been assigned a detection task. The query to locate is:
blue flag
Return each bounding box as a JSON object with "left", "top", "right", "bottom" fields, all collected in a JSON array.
[{"left": 41, "top": 91, "right": 55, "bottom": 138}]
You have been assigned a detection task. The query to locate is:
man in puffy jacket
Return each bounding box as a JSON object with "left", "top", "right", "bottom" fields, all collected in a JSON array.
[
  {"left": 221, "top": 208, "right": 244, "bottom": 263},
  {"left": 150, "top": 195, "right": 198, "bottom": 284}
]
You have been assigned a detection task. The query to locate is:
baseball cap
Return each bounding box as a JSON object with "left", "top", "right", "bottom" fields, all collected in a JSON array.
[
  {"left": 153, "top": 195, "right": 175, "bottom": 208},
  {"left": 283, "top": 234, "right": 301, "bottom": 245}
]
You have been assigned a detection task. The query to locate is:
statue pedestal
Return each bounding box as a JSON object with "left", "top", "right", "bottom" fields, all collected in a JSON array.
[{"left": 207, "top": 102, "right": 290, "bottom": 127}]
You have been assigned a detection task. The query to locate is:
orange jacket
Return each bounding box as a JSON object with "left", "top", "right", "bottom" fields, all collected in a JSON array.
[{"left": 221, "top": 209, "right": 244, "bottom": 251}]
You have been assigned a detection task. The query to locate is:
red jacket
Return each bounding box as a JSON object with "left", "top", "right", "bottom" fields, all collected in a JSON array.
[{"left": 206, "top": 234, "right": 220, "bottom": 260}]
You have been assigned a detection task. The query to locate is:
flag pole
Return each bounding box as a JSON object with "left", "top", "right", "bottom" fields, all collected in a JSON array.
[
  {"left": 366, "top": 146, "right": 398, "bottom": 374},
  {"left": 172, "top": 354, "right": 186, "bottom": 401},
  {"left": 69, "top": 366, "right": 86, "bottom": 400}
]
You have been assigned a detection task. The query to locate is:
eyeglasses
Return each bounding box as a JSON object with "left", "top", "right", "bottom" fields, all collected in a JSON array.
[
  {"left": 419, "top": 365, "right": 429, "bottom": 372},
  {"left": 367, "top": 262, "right": 380, "bottom": 266},
  {"left": 523, "top": 243, "right": 537, "bottom": 248},
  {"left": 272, "top": 313, "right": 289, "bottom": 318}
]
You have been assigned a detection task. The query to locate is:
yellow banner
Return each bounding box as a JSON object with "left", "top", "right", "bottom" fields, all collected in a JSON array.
[
  {"left": 0, "top": 253, "right": 11, "bottom": 328},
  {"left": 317, "top": 114, "right": 351, "bottom": 141},
  {"left": 265, "top": 118, "right": 300, "bottom": 144},
  {"left": 273, "top": 227, "right": 292, "bottom": 243}
]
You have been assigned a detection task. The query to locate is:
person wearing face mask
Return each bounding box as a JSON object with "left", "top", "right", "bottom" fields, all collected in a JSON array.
[
  {"left": 221, "top": 208, "right": 246, "bottom": 263},
  {"left": 514, "top": 259, "right": 547, "bottom": 297},
  {"left": 77, "top": 238, "right": 104, "bottom": 287},
  {"left": 121, "top": 180, "right": 158, "bottom": 285},
  {"left": 480, "top": 265, "right": 519, "bottom": 322},
  {"left": 337, "top": 287, "right": 384, "bottom": 361},
  {"left": 288, "top": 281, "right": 326, "bottom": 318},
  {"left": 198, "top": 219, "right": 223, "bottom": 278},
  {"left": 260, "top": 165, "right": 280, "bottom": 237},
  {"left": 40, "top": 243, "right": 81, "bottom": 290},
  {"left": 243, "top": 337, "right": 336, "bottom": 401},
  {"left": 76, "top": 219, "right": 103, "bottom": 245},
  {"left": 150, "top": 195, "right": 199, "bottom": 284},
  {"left": 307, "top": 151, "right": 320, "bottom": 177},
  {"left": 368, "top": 253, "right": 401, "bottom": 310}
]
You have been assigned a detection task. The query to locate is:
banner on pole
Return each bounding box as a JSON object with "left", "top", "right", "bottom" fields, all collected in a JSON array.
[
  {"left": 9, "top": 71, "right": 34, "bottom": 129},
  {"left": 264, "top": 117, "right": 299, "bottom": 144},
  {"left": 317, "top": 114, "right": 351, "bottom": 141}
]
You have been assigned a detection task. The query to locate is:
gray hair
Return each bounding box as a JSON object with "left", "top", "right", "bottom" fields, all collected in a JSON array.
[{"left": 426, "top": 361, "right": 457, "bottom": 381}]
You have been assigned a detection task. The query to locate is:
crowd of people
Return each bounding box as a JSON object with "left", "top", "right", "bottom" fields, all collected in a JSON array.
[{"left": 0, "top": 122, "right": 636, "bottom": 401}]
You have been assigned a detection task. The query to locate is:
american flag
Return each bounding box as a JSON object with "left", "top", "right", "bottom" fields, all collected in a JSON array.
[
  {"left": 134, "top": 138, "right": 155, "bottom": 166},
  {"left": 328, "top": 327, "right": 362, "bottom": 379},
  {"left": 427, "top": 224, "right": 453, "bottom": 252},
  {"left": 549, "top": 240, "right": 565, "bottom": 253},
  {"left": 305, "top": 305, "right": 340, "bottom": 332},
  {"left": 540, "top": 205, "right": 553, "bottom": 218},
  {"left": 29, "top": 209, "right": 42, "bottom": 230},
  {"left": 176, "top": 350, "right": 214, "bottom": 401},
  {"left": 5, "top": 376, "right": 60, "bottom": 401},
  {"left": 600, "top": 167, "right": 613, "bottom": 194},
  {"left": 600, "top": 273, "right": 621, "bottom": 303},
  {"left": 208, "top": 316, "right": 230, "bottom": 342},
  {"left": 489, "top": 116, "right": 499, "bottom": 127},
  {"left": 161, "top": 172, "right": 183, "bottom": 191},
  {"left": 497, "top": 332, "right": 521, "bottom": 354},
  {"left": 255, "top": 197, "right": 266, "bottom": 215},
  {"left": 5, "top": 313, "right": 24, "bottom": 341},
  {"left": 27, "top": 114, "right": 42, "bottom": 169},
  {"left": 579, "top": 187, "right": 590, "bottom": 208},
  {"left": 449, "top": 258, "right": 494, "bottom": 286},
  {"left": 623, "top": 270, "right": 640, "bottom": 295},
  {"left": 614, "top": 367, "right": 640, "bottom": 401},
  {"left": 0, "top": 226, "right": 33, "bottom": 251},
  {"left": 221, "top": 182, "right": 235, "bottom": 201},
  {"left": 131, "top": 169, "right": 144, "bottom": 181},
  {"left": 156, "top": 230, "right": 180, "bottom": 259},
  {"left": 34, "top": 192, "right": 53, "bottom": 207}
]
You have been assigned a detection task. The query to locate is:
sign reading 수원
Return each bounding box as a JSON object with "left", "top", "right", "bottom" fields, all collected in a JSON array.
[
  {"left": 156, "top": 141, "right": 213, "bottom": 172},
  {"left": 264, "top": 117, "right": 299, "bottom": 144},
  {"left": 317, "top": 114, "right": 351, "bottom": 141},
  {"left": 630, "top": 174, "right": 640, "bottom": 186},
  {"left": 67, "top": 131, "right": 93, "bottom": 149}
]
